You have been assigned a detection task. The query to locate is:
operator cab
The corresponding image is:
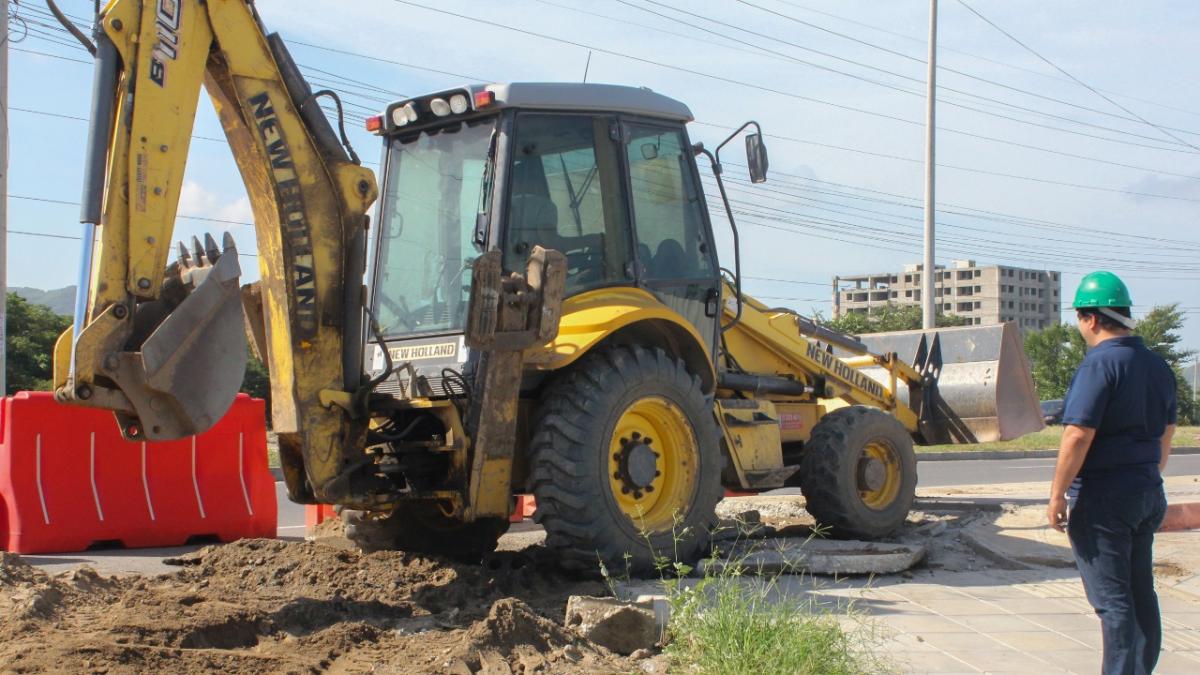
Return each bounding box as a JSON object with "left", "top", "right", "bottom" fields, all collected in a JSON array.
[{"left": 365, "top": 83, "right": 735, "bottom": 398}]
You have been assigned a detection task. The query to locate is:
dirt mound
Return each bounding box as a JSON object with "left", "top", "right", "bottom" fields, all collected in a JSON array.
[{"left": 0, "top": 539, "right": 634, "bottom": 674}]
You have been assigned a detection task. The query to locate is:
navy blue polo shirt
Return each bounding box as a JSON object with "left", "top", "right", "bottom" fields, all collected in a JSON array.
[{"left": 1063, "top": 335, "right": 1176, "bottom": 496}]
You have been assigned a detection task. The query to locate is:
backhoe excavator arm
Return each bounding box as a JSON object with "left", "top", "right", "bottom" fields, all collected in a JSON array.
[{"left": 50, "top": 0, "right": 385, "bottom": 507}]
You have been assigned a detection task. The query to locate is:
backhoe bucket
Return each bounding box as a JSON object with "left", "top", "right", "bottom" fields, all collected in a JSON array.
[
  {"left": 856, "top": 323, "right": 1044, "bottom": 444},
  {"left": 108, "top": 234, "right": 248, "bottom": 441}
]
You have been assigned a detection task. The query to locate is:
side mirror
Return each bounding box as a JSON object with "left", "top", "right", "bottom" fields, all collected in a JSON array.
[{"left": 745, "top": 133, "right": 768, "bottom": 183}]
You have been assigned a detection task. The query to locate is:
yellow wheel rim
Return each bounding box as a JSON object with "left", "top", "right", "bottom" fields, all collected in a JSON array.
[
  {"left": 859, "top": 440, "right": 902, "bottom": 510},
  {"left": 607, "top": 396, "right": 698, "bottom": 533}
]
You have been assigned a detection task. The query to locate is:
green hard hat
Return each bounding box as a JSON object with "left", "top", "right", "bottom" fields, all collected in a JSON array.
[{"left": 1072, "top": 271, "right": 1132, "bottom": 309}]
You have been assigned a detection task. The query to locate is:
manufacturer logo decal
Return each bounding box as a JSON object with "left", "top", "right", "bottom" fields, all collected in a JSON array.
[
  {"left": 149, "top": 0, "right": 181, "bottom": 87},
  {"left": 249, "top": 92, "right": 317, "bottom": 341}
]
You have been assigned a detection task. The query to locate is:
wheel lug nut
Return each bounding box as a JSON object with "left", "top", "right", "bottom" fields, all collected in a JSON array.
[
  {"left": 654, "top": 470, "right": 661, "bottom": 477},
  {"left": 621, "top": 486, "right": 630, "bottom": 495},
  {"left": 645, "top": 486, "right": 654, "bottom": 493},
  {"left": 644, "top": 438, "right": 653, "bottom": 445}
]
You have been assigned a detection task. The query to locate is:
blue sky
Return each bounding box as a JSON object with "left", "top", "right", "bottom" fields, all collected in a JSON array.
[{"left": 7, "top": 0, "right": 1199, "bottom": 349}]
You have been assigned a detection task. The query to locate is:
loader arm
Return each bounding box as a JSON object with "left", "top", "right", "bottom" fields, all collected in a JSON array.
[{"left": 50, "top": 0, "right": 386, "bottom": 506}]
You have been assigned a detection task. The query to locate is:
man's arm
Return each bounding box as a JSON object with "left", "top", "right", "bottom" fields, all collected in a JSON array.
[
  {"left": 1047, "top": 424, "right": 1096, "bottom": 533},
  {"left": 1161, "top": 424, "right": 1176, "bottom": 472}
]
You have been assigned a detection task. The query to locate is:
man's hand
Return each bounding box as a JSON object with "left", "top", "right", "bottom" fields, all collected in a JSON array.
[{"left": 1047, "top": 495, "right": 1069, "bottom": 533}]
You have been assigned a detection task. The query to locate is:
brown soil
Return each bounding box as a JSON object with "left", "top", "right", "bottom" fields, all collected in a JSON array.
[{"left": 0, "top": 542, "right": 638, "bottom": 674}]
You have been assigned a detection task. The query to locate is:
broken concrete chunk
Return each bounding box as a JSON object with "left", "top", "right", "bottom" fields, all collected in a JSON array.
[{"left": 565, "top": 595, "right": 658, "bottom": 656}]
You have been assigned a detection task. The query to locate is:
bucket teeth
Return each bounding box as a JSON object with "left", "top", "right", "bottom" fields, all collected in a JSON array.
[
  {"left": 204, "top": 233, "right": 221, "bottom": 263},
  {"left": 222, "top": 231, "right": 237, "bottom": 254},
  {"left": 177, "top": 241, "right": 191, "bottom": 266},
  {"left": 191, "top": 236, "right": 206, "bottom": 266}
]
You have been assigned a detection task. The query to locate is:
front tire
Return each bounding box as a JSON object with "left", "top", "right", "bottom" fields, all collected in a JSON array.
[
  {"left": 797, "top": 406, "right": 917, "bottom": 539},
  {"left": 529, "top": 345, "right": 723, "bottom": 573}
]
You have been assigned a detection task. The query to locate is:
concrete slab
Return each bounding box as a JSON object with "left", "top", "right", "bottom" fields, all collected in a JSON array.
[{"left": 699, "top": 537, "right": 927, "bottom": 576}]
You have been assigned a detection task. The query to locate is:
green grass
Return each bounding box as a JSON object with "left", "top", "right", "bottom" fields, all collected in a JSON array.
[
  {"left": 607, "top": 517, "right": 888, "bottom": 675},
  {"left": 919, "top": 425, "right": 1199, "bottom": 453},
  {"left": 662, "top": 571, "right": 884, "bottom": 675}
]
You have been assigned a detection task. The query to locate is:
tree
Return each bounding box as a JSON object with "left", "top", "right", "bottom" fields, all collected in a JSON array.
[
  {"left": 816, "top": 302, "right": 971, "bottom": 335},
  {"left": 1023, "top": 322, "right": 1086, "bottom": 400},
  {"left": 5, "top": 293, "right": 72, "bottom": 394}
]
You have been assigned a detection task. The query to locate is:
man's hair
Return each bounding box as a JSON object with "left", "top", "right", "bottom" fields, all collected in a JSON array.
[{"left": 1076, "top": 306, "right": 1132, "bottom": 332}]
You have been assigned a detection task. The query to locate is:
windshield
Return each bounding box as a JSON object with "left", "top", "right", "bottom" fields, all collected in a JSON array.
[{"left": 373, "top": 118, "right": 495, "bottom": 336}]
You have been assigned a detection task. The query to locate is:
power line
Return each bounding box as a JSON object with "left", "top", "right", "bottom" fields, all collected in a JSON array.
[
  {"left": 24, "top": 8, "right": 1199, "bottom": 204},
  {"left": 768, "top": 0, "right": 1200, "bottom": 120},
  {"left": 694, "top": 120, "right": 1200, "bottom": 204},
  {"left": 630, "top": 0, "right": 1200, "bottom": 154},
  {"left": 954, "top": 0, "right": 1200, "bottom": 153},
  {"left": 734, "top": 0, "right": 1200, "bottom": 140}
]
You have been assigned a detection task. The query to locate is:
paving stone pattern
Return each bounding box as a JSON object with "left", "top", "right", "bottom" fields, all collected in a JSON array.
[{"left": 817, "top": 570, "right": 1200, "bottom": 674}]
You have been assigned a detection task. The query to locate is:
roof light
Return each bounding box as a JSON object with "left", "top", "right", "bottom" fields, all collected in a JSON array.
[
  {"left": 365, "top": 115, "right": 384, "bottom": 132},
  {"left": 403, "top": 103, "right": 418, "bottom": 122},
  {"left": 391, "top": 107, "right": 409, "bottom": 127},
  {"left": 429, "top": 97, "right": 451, "bottom": 117},
  {"left": 474, "top": 90, "right": 495, "bottom": 109},
  {"left": 449, "top": 93, "right": 469, "bottom": 114}
]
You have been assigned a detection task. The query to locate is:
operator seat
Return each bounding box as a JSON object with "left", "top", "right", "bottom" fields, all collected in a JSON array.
[
  {"left": 508, "top": 193, "right": 560, "bottom": 255},
  {"left": 650, "top": 239, "right": 688, "bottom": 279}
]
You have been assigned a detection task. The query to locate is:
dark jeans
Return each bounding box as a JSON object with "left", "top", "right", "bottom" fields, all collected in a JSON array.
[{"left": 1068, "top": 486, "right": 1168, "bottom": 675}]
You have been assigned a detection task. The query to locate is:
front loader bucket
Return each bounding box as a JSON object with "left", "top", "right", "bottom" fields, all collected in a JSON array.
[{"left": 857, "top": 323, "right": 1044, "bottom": 444}]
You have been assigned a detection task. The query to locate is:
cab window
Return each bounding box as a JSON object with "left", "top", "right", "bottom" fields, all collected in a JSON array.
[
  {"left": 504, "top": 114, "right": 632, "bottom": 294},
  {"left": 624, "top": 123, "right": 714, "bottom": 281}
]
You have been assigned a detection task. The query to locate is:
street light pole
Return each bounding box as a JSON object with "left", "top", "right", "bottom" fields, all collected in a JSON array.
[
  {"left": 921, "top": 0, "right": 937, "bottom": 330},
  {"left": 1, "top": 0, "right": 10, "bottom": 395}
]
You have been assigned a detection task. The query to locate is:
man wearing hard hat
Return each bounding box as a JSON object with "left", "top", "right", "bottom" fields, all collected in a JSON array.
[{"left": 1047, "top": 271, "right": 1176, "bottom": 674}]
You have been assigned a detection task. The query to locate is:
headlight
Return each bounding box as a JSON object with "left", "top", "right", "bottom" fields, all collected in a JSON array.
[
  {"left": 449, "top": 93, "right": 469, "bottom": 114},
  {"left": 429, "top": 98, "right": 451, "bottom": 117}
]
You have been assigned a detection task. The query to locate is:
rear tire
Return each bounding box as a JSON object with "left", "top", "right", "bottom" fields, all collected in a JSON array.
[
  {"left": 339, "top": 503, "right": 508, "bottom": 561},
  {"left": 797, "top": 406, "right": 916, "bottom": 539},
  {"left": 529, "top": 345, "right": 723, "bottom": 573}
]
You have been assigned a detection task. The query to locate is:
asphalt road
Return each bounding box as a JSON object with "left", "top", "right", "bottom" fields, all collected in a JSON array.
[{"left": 916, "top": 453, "right": 1200, "bottom": 487}]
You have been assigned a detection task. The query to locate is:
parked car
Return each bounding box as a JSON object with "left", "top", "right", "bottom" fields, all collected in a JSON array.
[{"left": 1040, "top": 399, "right": 1065, "bottom": 425}]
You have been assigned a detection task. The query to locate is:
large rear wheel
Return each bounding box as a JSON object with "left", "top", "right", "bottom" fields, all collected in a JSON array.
[
  {"left": 529, "top": 345, "right": 723, "bottom": 573},
  {"left": 796, "top": 406, "right": 917, "bottom": 539}
]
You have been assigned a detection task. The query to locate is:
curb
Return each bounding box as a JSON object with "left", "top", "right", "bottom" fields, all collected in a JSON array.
[
  {"left": 917, "top": 446, "right": 1200, "bottom": 462},
  {"left": 270, "top": 467, "right": 284, "bottom": 482}
]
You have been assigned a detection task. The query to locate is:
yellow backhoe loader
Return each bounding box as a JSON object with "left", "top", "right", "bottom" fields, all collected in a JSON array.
[{"left": 50, "top": 0, "right": 1042, "bottom": 571}]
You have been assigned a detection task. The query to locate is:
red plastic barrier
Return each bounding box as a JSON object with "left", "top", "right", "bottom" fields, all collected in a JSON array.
[
  {"left": 1160, "top": 502, "right": 1200, "bottom": 532},
  {"left": 0, "top": 392, "right": 276, "bottom": 554},
  {"left": 305, "top": 504, "right": 337, "bottom": 537},
  {"left": 509, "top": 494, "right": 537, "bottom": 523}
]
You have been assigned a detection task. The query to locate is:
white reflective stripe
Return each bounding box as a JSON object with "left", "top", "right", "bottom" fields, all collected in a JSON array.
[
  {"left": 191, "top": 437, "right": 207, "bottom": 519},
  {"left": 35, "top": 434, "right": 50, "bottom": 525},
  {"left": 237, "top": 433, "right": 254, "bottom": 516},
  {"left": 89, "top": 433, "right": 104, "bottom": 521},
  {"left": 141, "top": 442, "right": 156, "bottom": 521}
]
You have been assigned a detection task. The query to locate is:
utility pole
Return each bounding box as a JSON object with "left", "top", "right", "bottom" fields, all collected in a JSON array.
[
  {"left": 1, "top": 0, "right": 9, "bottom": 395},
  {"left": 921, "top": 0, "right": 937, "bottom": 330}
]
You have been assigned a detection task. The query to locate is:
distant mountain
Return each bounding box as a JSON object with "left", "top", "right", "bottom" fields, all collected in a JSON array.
[{"left": 10, "top": 286, "right": 76, "bottom": 316}]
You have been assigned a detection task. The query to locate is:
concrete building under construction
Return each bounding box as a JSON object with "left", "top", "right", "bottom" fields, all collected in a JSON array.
[{"left": 833, "top": 260, "right": 1062, "bottom": 330}]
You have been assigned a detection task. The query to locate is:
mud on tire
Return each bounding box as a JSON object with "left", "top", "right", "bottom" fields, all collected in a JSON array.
[
  {"left": 528, "top": 345, "right": 723, "bottom": 574},
  {"left": 796, "top": 406, "right": 917, "bottom": 539}
]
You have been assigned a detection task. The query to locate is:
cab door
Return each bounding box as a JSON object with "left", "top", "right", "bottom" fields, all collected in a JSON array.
[{"left": 622, "top": 120, "right": 721, "bottom": 358}]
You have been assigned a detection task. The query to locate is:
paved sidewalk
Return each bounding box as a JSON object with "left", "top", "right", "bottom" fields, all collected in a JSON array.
[{"left": 805, "top": 569, "right": 1200, "bottom": 674}]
